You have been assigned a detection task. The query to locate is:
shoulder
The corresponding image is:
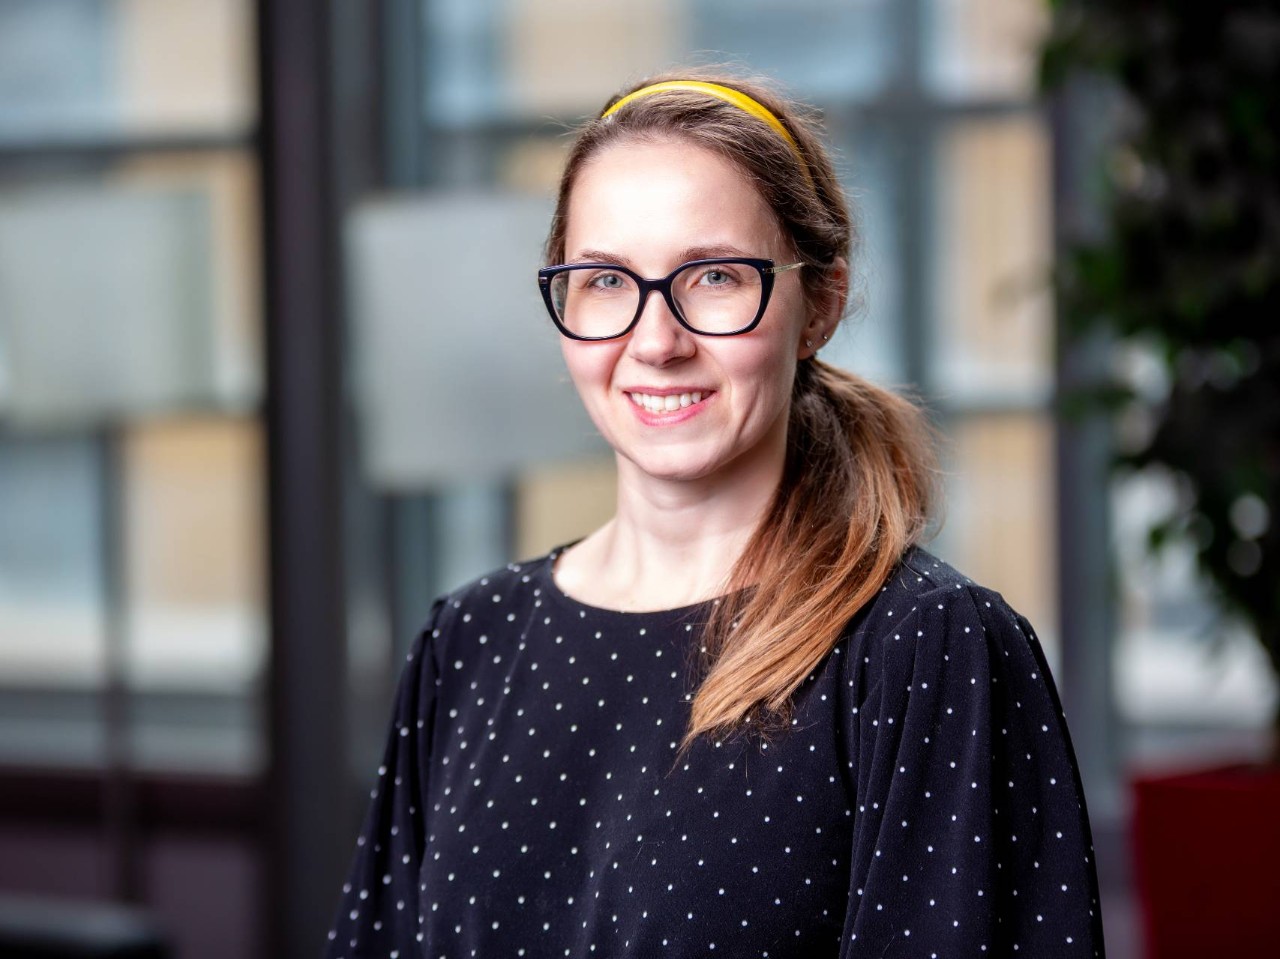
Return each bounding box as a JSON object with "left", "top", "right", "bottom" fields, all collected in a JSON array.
[
  {"left": 841, "top": 543, "right": 1046, "bottom": 678},
  {"left": 417, "top": 550, "right": 560, "bottom": 661},
  {"left": 437, "top": 552, "right": 554, "bottom": 618},
  {"left": 858, "top": 542, "right": 1020, "bottom": 623},
  {"left": 835, "top": 544, "right": 1071, "bottom": 761}
]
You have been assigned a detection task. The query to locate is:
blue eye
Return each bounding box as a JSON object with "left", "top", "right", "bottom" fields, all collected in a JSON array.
[
  {"left": 697, "top": 267, "right": 739, "bottom": 287},
  {"left": 588, "top": 272, "right": 626, "bottom": 290}
]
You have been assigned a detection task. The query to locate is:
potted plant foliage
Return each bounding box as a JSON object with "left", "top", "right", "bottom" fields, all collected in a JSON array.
[{"left": 1040, "top": 2, "right": 1280, "bottom": 957}]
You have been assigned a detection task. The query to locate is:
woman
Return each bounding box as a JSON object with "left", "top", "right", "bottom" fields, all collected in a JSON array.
[{"left": 327, "top": 72, "right": 1105, "bottom": 958}]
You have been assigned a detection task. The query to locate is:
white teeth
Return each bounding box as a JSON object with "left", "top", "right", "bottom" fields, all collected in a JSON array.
[{"left": 628, "top": 391, "right": 707, "bottom": 412}]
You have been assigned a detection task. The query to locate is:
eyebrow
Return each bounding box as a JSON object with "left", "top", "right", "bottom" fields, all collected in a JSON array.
[{"left": 567, "top": 244, "right": 760, "bottom": 269}]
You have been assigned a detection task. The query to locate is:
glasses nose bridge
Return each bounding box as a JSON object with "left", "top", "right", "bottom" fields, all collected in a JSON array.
[{"left": 633, "top": 272, "right": 685, "bottom": 327}]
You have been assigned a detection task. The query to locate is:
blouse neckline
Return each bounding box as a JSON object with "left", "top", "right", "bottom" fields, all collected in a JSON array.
[{"left": 537, "top": 544, "right": 729, "bottom": 621}]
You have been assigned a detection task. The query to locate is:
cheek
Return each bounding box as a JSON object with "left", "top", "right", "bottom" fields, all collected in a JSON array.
[
  {"left": 761, "top": 359, "right": 799, "bottom": 421},
  {"left": 560, "top": 341, "right": 619, "bottom": 399},
  {"left": 724, "top": 338, "right": 798, "bottom": 406}
]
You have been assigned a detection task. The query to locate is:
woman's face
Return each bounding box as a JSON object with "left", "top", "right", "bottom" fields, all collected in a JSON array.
[{"left": 559, "top": 139, "right": 823, "bottom": 488}]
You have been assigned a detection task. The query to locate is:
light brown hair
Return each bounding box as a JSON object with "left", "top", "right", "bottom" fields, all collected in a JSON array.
[{"left": 545, "top": 69, "right": 941, "bottom": 748}]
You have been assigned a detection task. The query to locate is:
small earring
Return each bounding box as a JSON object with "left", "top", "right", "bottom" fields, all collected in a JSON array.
[
  {"left": 821, "top": 332, "right": 829, "bottom": 341},
  {"left": 805, "top": 338, "right": 813, "bottom": 348}
]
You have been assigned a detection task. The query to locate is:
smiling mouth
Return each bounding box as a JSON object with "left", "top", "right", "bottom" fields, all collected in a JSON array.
[{"left": 626, "top": 391, "right": 708, "bottom": 414}]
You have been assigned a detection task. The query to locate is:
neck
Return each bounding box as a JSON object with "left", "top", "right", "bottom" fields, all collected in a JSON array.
[{"left": 562, "top": 440, "right": 785, "bottom": 612}]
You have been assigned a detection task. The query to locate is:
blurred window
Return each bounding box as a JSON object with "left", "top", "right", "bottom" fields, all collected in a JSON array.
[
  {"left": 0, "top": 0, "right": 254, "bottom": 141},
  {"left": 0, "top": 0, "right": 263, "bottom": 774},
  {"left": 923, "top": 0, "right": 1048, "bottom": 100},
  {"left": 1113, "top": 473, "right": 1277, "bottom": 763}
]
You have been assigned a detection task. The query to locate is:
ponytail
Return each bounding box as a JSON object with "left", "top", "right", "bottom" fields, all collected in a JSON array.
[{"left": 681, "top": 359, "right": 941, "bottom": 749}]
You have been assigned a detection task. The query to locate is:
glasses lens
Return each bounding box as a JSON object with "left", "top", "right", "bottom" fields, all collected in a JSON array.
[
  {"left": 672, "top": 261, "right": 764, "bottom": 334},
  {"left": 549, "top": 267, "right": 640, "bottom": 339}
]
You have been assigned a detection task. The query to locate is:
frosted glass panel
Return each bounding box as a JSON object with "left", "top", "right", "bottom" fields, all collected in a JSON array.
[
  {"left": 931, "top": 116, "right": 1053, "bottom": 401},
  {"left": 114, "top": 151, "right": 264, "bottom": 411},
  {"left": 0, "top": 0, "right": 254, "bottom": 139},
  {"left": 503, "top": 0, "right": 691, "bottom": 119},
  {"left": 422, "top": 0, "right": 506, "bottom": 124},
  {"left": 819, "top": 129, "right": 903, "bottom": 386},
  {"left": 0, "top": 0, "right": 110, "bottom": 137},
  {"left": 347, "top": 192, "right": 604, "bottom": 488},
  {"left": 0, "top": 183, "right": 219, "bottom": 424},
  {"left": 1111, "top": 471, "right": 1278, "bottom": 727},
  {"left": 424, "top": 0, "right": 893, "bottom": 124},
  {"left": 923, "top": 0, "right": 1047, "bottom": 101},
  {"left": 935, "top": 413, "right": 1058, "bottom": 669},
  {"left": 111, "top": 0, "right": 256, "bottom": 135},
  {"left": 515, "top": 458, "right": 617, "bottom": 561},
  {"left": 123, "top": 417, "right": 266, "bottom": 693},
  {"left": 0, "top": 435, "right": 106, "bottom": 686},
  {"left": 424, "top": 0, "right": 698, "bottom": 122},
  {"left": 689, "top": 0, "right": 892, "bottom": 101}
]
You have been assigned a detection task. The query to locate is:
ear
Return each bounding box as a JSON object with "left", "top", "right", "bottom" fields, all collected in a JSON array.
[{"left": 798, "top": 256, "right": 849, "bottom": 360}]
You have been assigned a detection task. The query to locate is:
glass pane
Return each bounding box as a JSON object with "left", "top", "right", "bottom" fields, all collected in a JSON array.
[
  {"left": 922, "top": 0, "right": 1048, "bottom": 101},
  {"left": 821, "top": 124, "right": 904, "bottom": 385},
  {"left": 685, "top": 0, "right": 893, "bottom": 103},
  {"left": 423, "top": 0, "right": 894, "bottom": 124},
  {"left": 1112, "top": 471, "right": 1278, "bottom": 743},
  {"left": 422, "top": 0, "right": 513, "bottom": 125},
  {"left": 494, "top": 0, "right": 692, "bottom": 121},
  {"left": 347, "top": 192, "right": 602, "bottom": 489},
  {"left": 0, "top": 0, "right": 110, "bottom": 138},
  {"left": 494, "top": 135, "right": 573, "bottom": 193},
  {"left": 0, "top": 151, "right": 262, "bottom": 425},
  {"left": 0, "top": 435, "right": 106, "bottom": 686},
  {"left": 933, "top": 412, "right": 1058, "bottom": 670},
  {"left": 0, "top": 434, "right": 107, "bottom": 766},
  {"left": 931, "top": 115, "right": 1052, "bottom": 401},
  {"left": 0, "top": 0, "right": 255, "bottom": 140},
  {"left": 515, "top": 458, "right": 617, "bottom": 561},
  {"left": 116, "top": 151, "right": 264, "bottom": 409},
  {"left": 109, "top": 0, "right": 256, "bottom": 136},
  {"left": 122, "top": 417, "right": 265, "bottom": 690},
  {"left": 123, "top": 415, "right": 266, "bottom": 772}
]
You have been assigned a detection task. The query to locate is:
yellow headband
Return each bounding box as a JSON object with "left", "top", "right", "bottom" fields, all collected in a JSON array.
[{"left": 600, "top": 80, "right": 813, "bottom": 184}]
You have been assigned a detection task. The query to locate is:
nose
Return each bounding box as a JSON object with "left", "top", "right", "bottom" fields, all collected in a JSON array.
[{"left": 626, "top": 287, "right": 695, "bottom": 367}]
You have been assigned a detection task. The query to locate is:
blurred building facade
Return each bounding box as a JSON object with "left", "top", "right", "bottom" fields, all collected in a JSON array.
[{"left": 0, "top": 1, "right": 1274, "bottom": 958}]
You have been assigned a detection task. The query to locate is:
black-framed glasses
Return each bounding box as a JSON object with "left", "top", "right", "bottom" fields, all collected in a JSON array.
[{"left": 537, "top": 257, "right": 803, "bottom": 341}]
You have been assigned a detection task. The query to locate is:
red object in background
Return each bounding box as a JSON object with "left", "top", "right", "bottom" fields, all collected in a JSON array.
[{"left": 1131, "top": 762, "right": 1280, "bottom": 959}]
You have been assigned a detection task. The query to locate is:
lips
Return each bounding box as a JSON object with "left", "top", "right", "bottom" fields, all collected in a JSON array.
[{"left": 625, "top": 390, "right": 708, "bottom": 413}]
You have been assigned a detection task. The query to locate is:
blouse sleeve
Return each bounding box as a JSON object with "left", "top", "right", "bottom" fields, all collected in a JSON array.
[
  {"left": 840, "top": 583, "right": 1105, "bottom": 958},
  {"left": 324, "top": 600, "right": 444, "bottom": 958}
]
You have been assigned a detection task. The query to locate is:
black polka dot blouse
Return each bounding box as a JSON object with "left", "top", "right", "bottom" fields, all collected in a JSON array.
[{"left": 325, "top": 544, "right": 1105, "bottom": 958}]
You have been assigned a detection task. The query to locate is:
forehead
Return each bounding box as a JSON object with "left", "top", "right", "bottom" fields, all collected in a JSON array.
[{"left": 564, "top": 138, "right": 784, "bottom": 261}]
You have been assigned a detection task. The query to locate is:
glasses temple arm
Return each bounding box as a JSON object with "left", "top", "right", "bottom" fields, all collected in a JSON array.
[{"left": 762, "top": 262, "right": 804, "bottom": 275}]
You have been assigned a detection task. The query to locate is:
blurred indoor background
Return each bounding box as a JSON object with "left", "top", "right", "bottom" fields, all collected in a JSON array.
[{"left": 0, "top": 1, "right": 1274, "bottom": 957}]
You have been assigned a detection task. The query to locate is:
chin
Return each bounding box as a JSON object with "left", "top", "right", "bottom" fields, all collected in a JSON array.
[{"left": 618, "top": 446, "right": 727, "bottom": 484}]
